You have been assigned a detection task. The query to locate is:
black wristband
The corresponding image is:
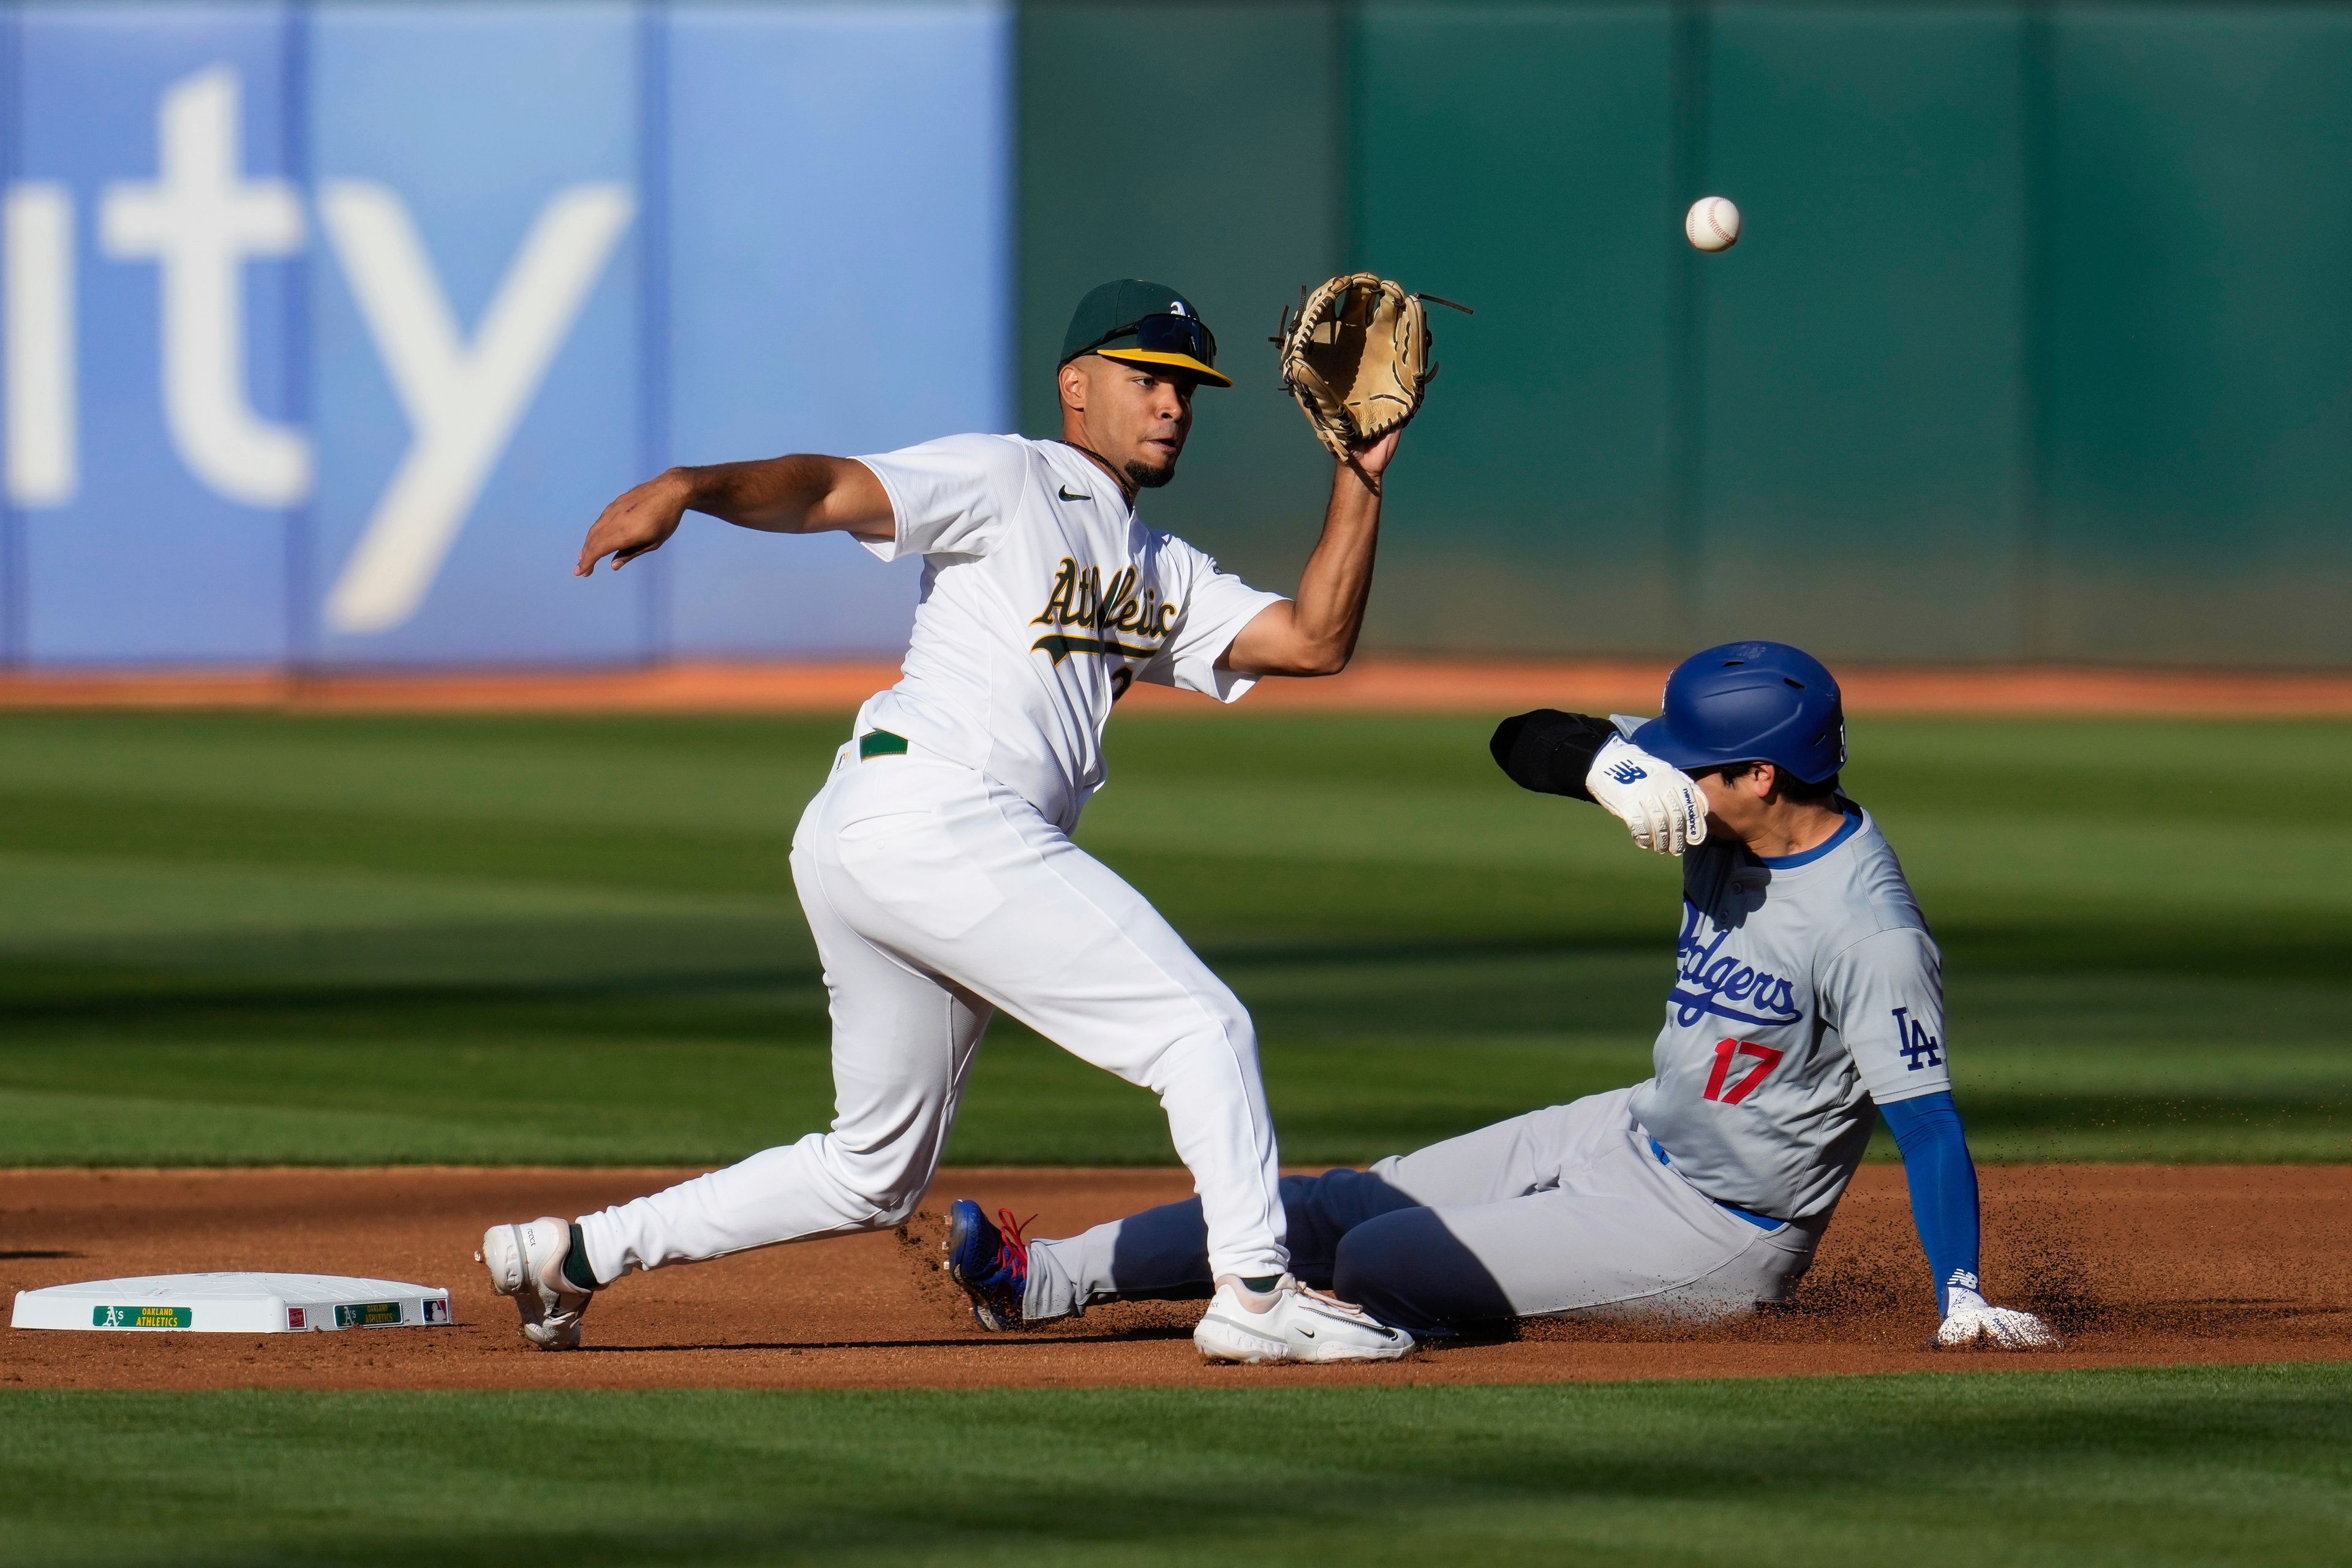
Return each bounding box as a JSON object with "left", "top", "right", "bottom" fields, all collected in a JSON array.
[{"left": 1489, "top": 710, "right": 1620, "bottom": 802}]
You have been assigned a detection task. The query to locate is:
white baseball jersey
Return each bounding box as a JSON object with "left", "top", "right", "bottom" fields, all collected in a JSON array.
[
  {"left": 1629, "top": 804, "right": 1950, "bottom": 1221},
  {"left": 851, "top": 434, "right": 1285, "bottom": 830}
]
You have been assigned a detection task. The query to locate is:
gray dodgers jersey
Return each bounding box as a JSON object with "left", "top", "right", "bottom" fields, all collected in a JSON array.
[{"left": 1627, "top": 804, "right": 1951, "bottom": 1221}]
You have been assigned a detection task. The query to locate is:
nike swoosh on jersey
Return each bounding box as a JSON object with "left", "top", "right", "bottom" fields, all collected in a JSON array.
[{"left": 1058, "top": 486, "right": 1093, "bottom": 502}]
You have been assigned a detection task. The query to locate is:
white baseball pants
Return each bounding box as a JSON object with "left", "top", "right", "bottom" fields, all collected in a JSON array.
[{"left": 576, "top": 745, "right": 1289, "bottom": 1284}]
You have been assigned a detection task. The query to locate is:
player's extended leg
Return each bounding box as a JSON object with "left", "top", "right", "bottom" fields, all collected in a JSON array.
[
  {"left": 1020, "top": 1093, "right": 1628, "bottom": 1320},
  {"left": 1017, "top": 1101, "right": 1588, "bottom": 1321},
  {"left": 1016, "top": 1088, "right": 1815, "bottom": 1332},
  {"left": 571, "top": 840, "right": 992, "bottom": 1283},
  {"left": 1330, "top": 1089, "right": 1822, "bottom": 1331},
  {"left": 1022, "top": 1166, "right": 1418, "bottom": 1321},
  {"left": 827, "top": 764, "right": 1410, "bottom": 1357},
  {"left": 834, "top": 766, "right": 1287, "bottom": 1283}
]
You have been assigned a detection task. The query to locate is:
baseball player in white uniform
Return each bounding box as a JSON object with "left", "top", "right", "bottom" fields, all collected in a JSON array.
[
  {"left": 944, "top": 643, "right": 2056, "bottom": 1350},
  {"left": 478, "top": 279, "right": 1410, "bottom": 1362}
]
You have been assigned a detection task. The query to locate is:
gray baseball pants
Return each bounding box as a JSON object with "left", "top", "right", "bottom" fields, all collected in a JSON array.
[{"left": 1023, "top": 1087, "right": 1825, "bottom": 1333}]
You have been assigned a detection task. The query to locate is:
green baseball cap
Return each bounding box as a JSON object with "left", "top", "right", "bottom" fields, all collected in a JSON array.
[{"left": 1058, "top": 279, "right": 1231, "bottom": 387}]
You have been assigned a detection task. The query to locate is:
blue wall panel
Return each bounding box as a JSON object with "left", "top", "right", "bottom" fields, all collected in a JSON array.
[
  {"left": 660, "top": 2, "right": 1010, "bottom": 657},
  {"left": 309, "top": 1, "right": 642, "bottom": 665},
  {"left": 0, "top": 0, "right": 1009, "bottom": 669},
  {"left": 17, "top": 3, "right": 298, "bottom": 663}
]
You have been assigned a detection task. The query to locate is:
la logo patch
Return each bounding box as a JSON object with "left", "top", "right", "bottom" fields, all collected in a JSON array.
[{"left": 1892, "top": 1005, "right": 1943, "bottom": 1070}]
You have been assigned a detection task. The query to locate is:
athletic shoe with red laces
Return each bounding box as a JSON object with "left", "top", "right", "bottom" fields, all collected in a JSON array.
[{"left": 944, "top": 1199, "right": 1032, "bottom": 1331}]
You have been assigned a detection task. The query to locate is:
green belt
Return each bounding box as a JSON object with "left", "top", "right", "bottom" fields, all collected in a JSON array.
[{"left": 859, "top": 729, "right": 909, "bottom": 760}]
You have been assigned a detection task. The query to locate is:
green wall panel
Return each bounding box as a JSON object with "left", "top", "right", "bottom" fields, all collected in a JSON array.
[
  {"left": 2040, "top": 6, "right": 2352, "bottom": 666},
  {"left": 1017, "top": 1, "right": 1345, "bottom": 593},
  {"left": 1698, "top": 5, "right": 2027, "bottom": 662},
  {"left": 1017, "top": 1, "right": 2352, "bottom": 668},
  {"left": 1354, "top": 3, "right": 1678, "bottom": 655}
]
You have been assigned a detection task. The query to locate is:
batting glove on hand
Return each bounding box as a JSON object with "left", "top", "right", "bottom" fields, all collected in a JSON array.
[
  {"left": 1585, "top": 736, "right": 1708, "bottom": 856},
  {"left": 1937, "top": 1284, "right": 2058, "bottom": 1349}
]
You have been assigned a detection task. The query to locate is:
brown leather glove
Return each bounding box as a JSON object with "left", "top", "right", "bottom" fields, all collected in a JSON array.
[{"left": 1275, "top": 274, "right": 1468, "bottom": 461}]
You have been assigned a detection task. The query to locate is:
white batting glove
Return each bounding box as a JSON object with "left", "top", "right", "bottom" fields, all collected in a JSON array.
[
  {"left": 1937, "top": 1283, "right": 2058, "bottom": 1349},
  {"left": 1585, "top": 736, "right": 1708, "bottom": 856}
]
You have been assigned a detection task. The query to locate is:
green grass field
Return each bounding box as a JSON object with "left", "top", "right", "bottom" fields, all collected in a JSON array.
[
  {"left": 6, "top": 709, "right": 2350, "bottom": 1566},
  {"left": 0, "top": 709, "right": 2346, "bottom": 1165},
  {"left": 4, "top": 1366, "right": 2348, "bottom": 1567}
]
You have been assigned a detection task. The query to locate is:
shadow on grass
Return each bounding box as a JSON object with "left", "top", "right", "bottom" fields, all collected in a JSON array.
[{"left": 6, "top": 1370, "right": 2352, "bottom": 1568}]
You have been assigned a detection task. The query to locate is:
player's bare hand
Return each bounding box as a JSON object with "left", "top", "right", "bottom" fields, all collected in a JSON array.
[
  {"left": 577, "top": 470, "right": 693, "bottom": 575},
  {"left": 1347, "top": 428, "right": 1403, "bottom": 480},
  {"left": 1936, "top": 1286, "right": 2058, "bottom": 1349},
  {"left": 1585, "top": 736, "right": 1709, "bottom": 856}
]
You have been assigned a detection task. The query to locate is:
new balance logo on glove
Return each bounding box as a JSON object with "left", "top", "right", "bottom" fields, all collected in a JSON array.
[{"left": 1604, "top": 761, "right": 1648, "bottom": 785}]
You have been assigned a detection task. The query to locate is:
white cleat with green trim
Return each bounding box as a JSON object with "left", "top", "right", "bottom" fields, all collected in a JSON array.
[{"left": 477, "top": 1216, "right": 594, "bottom": 1351}]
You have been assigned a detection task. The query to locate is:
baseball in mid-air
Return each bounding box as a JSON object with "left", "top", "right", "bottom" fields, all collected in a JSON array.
[{"left": 1685, "top": 196, "right": 1741, "bottom": 252}]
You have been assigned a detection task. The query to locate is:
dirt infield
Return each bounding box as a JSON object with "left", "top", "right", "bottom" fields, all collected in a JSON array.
[
  {"left": 7, "top": 657, "right": 2352, "bottom": 717},
  {"left": 3, "top": 1164, "right": 2345, "bottom": 1391}
]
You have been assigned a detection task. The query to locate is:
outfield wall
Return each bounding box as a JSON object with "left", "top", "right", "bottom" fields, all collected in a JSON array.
[
  {"left": 2, "top": 2, "right": 2347, "bottom": 668},
  {"left": 1029, "top": 1, "right": 2352, "bottom": 669}
]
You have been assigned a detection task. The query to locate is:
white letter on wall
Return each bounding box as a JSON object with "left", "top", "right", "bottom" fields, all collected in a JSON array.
[
  {"left": 6, "top": 184, "right": 77, "bottom": 507},
  {"left": 318, "top": 180, "right": 634, "bottom": 636},
  {"left": 99, "top": 66, "right": 309, "bottom": 508}
]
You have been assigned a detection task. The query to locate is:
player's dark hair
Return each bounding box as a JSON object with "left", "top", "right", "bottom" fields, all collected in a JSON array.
[{"left": 1710, "top": 761, "right": 1840, "bottom": 805}]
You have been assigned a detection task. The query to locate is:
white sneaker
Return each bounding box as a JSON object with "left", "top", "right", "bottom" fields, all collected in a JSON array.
[
  {"left": 477, "top": 1216, "right": 594, "bottom": 1351},
  {"left": 1193, "top": 1274, "right": 1415, "bottom": 1364}
]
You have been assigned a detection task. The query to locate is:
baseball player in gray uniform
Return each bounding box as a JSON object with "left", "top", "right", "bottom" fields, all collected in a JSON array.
[
  {"left": 477, "top": 279, "right": 1410, "bottom": 1363},
  {"left": 945, "top": 641, "right": 2056, "bottom": 1349}
]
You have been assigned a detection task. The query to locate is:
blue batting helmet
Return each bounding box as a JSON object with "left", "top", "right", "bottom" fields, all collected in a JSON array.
[{"left": 1631, "top": 641, "right": 1847, "bottom": 783}]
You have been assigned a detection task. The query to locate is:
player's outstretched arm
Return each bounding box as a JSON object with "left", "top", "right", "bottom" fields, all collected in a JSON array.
[
  {"left": 575, "top": 456, "right": 895, "bottom": 575},
  {"left": 1882, "top": 1091, "right": 2057, "bottom": 1349},
  {"left": 1221, "top": 432, "right": 1400, "bottom": 677}
]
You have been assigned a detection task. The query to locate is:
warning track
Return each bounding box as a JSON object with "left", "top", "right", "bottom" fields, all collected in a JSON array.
[
  {"left": 4, "top": 658, "right": 2352, "bottom": 717},
  {"left": 4, "top": 1164, "right": 2345, "bottom": 1391}
]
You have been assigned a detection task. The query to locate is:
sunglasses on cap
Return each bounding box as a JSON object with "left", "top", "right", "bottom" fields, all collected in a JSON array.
[{"left": 1080, "top": 312, "right": 1218, "bottom": 369}]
